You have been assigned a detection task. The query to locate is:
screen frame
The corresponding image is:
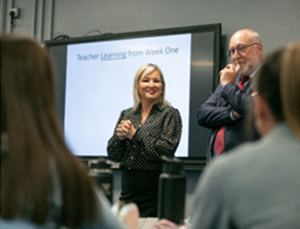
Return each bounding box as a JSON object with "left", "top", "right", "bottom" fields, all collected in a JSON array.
[{"left": 45, "top": 23, "right": 222, "bottom": 170}]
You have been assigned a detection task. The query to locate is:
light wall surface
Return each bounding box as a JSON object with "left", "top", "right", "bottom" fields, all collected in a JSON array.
[{"left": 1, "top": 0, "right": 300, "bottom": 56}]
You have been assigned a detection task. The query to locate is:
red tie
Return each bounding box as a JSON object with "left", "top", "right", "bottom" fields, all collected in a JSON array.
[
  {"left": 214, "top": 76, "right": 250, "bottom": 155},
  {"left": 238, "top": 76, "right": 249, "bottom": 90},
  {"left": 214, "top": 126, "right": 225, "bottom": 155}
]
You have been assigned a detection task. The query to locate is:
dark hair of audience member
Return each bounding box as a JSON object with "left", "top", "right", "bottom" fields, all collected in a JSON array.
[
  {"left": 245, "top": 49, "right": 284, "bottom": 138},
  {"left": 255, "top": 48, "right": 285, "bottom": 121},
  {"left": 1, "top": 35, "right": 100, "bottom": 227}
]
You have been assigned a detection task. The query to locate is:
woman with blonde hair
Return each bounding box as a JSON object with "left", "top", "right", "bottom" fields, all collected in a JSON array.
[
  {"left": 107, "top": 63, "right": 182, "bottom": 217},
  {"left": 0, "top": 34, "right": 126, "bottom": 229}
]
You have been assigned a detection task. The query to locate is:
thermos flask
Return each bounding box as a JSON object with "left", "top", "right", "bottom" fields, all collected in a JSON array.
[{"left": 158, "top": 156, "right": 186, "bottom": 224}]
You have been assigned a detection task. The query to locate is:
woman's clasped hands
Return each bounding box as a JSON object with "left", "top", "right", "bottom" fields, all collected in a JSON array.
[{"left": 116, "top": 120, "right": 137, "bottom": 140}]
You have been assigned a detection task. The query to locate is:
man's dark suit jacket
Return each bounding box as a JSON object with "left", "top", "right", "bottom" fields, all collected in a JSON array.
[{"left": 197, "top": 78, "right": 259, "bottom": 162}]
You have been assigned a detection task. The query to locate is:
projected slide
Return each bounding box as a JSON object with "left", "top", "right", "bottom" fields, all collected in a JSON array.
[{"left": 64, "top": 34, "right": 191, "bottom": 157}]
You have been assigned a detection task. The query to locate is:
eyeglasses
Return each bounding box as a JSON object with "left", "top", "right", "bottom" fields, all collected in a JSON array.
[{"left": 226, "top": 43, "right": 259, "bottom": 57}]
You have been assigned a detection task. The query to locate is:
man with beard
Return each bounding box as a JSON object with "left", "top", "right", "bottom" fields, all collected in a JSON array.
[{"left": 197, "top": 29, "right": 263, "bottom": 161}]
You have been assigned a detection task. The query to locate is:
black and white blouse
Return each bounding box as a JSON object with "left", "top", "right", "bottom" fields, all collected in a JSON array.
[{"left": 107, "top": 102, "right": 182, "bottom": 171}]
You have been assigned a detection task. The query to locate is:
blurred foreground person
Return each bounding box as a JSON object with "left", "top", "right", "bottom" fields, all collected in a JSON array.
[
  {"left": 281, "top": 41, "right": 300, "bottom": 141},
  {"left": 0, "top": 34, "right": 126, "bottom": 229},
  {"left": 154, "top": 45, "right": 300, "bottom": 229}
]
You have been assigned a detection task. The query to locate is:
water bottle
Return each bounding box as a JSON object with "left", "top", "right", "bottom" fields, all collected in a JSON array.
[
  {"left": 89, "top": 158, "right": 113, "bottom": 204},
  {"left": 158, "top": 156, "right": 186, "bottom": 224}
]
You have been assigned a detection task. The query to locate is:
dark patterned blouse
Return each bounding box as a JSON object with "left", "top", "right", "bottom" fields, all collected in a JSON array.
[{"left": 107, "top": 102, "right": 182, "bottom": 171}]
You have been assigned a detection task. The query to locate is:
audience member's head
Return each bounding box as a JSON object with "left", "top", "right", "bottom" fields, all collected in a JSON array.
[
  {"left": 281, "top": 41, "right": 300, "bottom": 140},
  {"left": 1, "top": 34, "right": 99, "bottom": 228},
  {"left": 252, "top": 48, "right": 284, "bottom": 136}
]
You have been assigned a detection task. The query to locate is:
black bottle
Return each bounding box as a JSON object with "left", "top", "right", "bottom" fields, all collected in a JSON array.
[
  {"left": 89, "top": 158, "right": 113, "bottom": 204},
  {"left": 158, "top": 156, "right": 186, "bottom": 224}
]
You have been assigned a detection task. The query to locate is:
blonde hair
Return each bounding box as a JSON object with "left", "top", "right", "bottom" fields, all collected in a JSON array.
[
  {"left": 281, "top": 41, "right": 300, "bottom": 140},
  {"left": 132, "top": 63, "right": 168, "bottom": 111}
]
